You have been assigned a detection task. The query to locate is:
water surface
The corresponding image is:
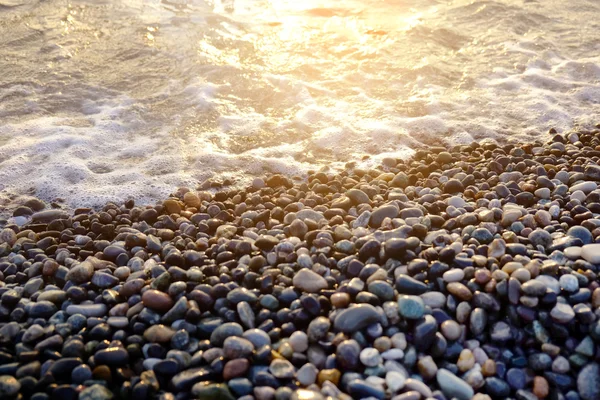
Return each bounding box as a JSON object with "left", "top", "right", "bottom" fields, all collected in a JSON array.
[{"left": 1, "top": 0, "right": 599, "bottom": 211}]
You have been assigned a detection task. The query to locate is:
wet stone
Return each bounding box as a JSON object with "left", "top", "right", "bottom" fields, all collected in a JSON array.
[
  {"left": 436, "top": 368, "right": 474, "bottom": 400},
  {"left": 292, "top": 269, "right": 328, "bottom": 293},
  {"left": 397, "top": 295, "right": 425, "bottom": 319},
  {"left": 333, "top": 304, "right": 380, "bottom": 333}
]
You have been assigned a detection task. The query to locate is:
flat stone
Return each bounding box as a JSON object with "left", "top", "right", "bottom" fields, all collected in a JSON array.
[
  {"left": 31, "top": 210, "right": 69, "bottom": 223},
  {"left": 413, "top": 315, "right": 437, "bottom": 351},
  {"left": 66, "top": 261, "right": 94, "bottom": 284},
  {"left": 171, "top": 368, "right": 215, "bottom": 392},
  {"left": 370, "top": 205, "right": 398, "bottom": 227},
  {"left": 210, "top": 322, "right": 244, "bottom": 346},
  {"left": 142, "top": 289, "right": 174, "bottom": 312},
  {"left": 567, "top": 226, "right": 593, "bottom": 245},
  {"left": 346, "top": 189, "right": 370, "bottom": 205},
  {"left": 581, "top": 243, "right": 600, "bottom": 264},
  {"left": 95, "top": 347, "right": 129, "bottom": 366},
  {"left": 192, "top": 383, "right": 235, "bottom": 400},
  {"left": 144, "top": 325, "right": 176, "bottom": 343},
  {"left": 397, "top": 295, "right": 425, "bottom": 319},
  {"left": 333, "top": 304, "right": 381, "bottom": 332},
  {"left": 91, "top": 271, "right": 119, "bottom": 289},
  {"left": 29, "top": 301, "right": 58, "bottom": 318},
  {"left": 227, "top": 288, "right": 258, "bottom": 304},
  {"left": 223, "top": 337, "right": 254, "bottom": 359},
  {"left": 66, "top": 304, "right": 107, "bottom": 318},
  {"left": 396, "top": 275, "right": 428, "bottom": 295},
  {"left": 254, "top": 235, "right": 279, "bottom": 250},
  {"left": 550, "top": 303, "right": 575, "bottom": 324},
  {"left": 485, "top": 377, "right": 510, "bottom": 398},
  {"left": 293, "top": 269, "right": 328, "bottom": 293},
  {"left": 570, "top": 181, "right": 597, "bottom": 193},
  {"left": 436, "top": 368, "right": 474, "bottom": 400}
]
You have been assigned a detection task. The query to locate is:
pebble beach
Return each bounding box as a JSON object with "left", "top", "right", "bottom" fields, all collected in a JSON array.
[{"left": 0, "top": 128, "right": 600, "bottom": 400}]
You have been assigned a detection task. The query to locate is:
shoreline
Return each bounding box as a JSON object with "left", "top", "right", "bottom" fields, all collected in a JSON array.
[{"left": 0, "top": 128, "right": 599, "bottom": 399}]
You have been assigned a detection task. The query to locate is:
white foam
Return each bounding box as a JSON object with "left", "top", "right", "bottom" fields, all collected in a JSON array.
[{"left": 0, "top": 0, "right": 599, "bottom": 213}]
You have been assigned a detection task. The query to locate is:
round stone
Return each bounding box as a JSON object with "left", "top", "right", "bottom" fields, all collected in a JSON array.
[
  {"left": 269, "top": 359, "right": 295, "bottom": 379},
  {"left": 581, "top": 244, "right": 600, "bottom": 264},
  {"left": 296, "top": 363, "right": 318, "bottom": 386},
  {"left": 359, "top": 348, "right": 382, "bottom": 367},
  {"left": 559, "top": 274, "right": 579, "bottom": 292},
  {"left": 567, "top": 226, "right": 593, "bottom": 245},
  {"left": 223, "top": 337, "right": 254, "bottom": 359},
  {"left": 440, "top": 320, "right": 461, "bottom": 341},
  {"left": 289, "top": 331, "right": 309, "bottom": 353},
  {"left": 79, "top": 384, "right": 114, "bottom": 400},
  {"left": 142, "top": 290, "right": 174, "bottom": 312},
  {"left": 292, "top": 269, "right": 328, "bottom": 293},
  {"left": 550, "top": 303, "right": 575, "bottom": 324},
  {"left": 336, "top": 340, "right": 361, "bottom": 370},
  {"left": 0, "top": 375, "right": 20, "bottom": 397},
  {"left": 528, "top": 229, "right": 552, "bottom": 248},
  {"left": 436, "top": 369, "right": 474, "bottom": 400},
  {"left": 333, "top": 304, "right": 381, "bottom": 333},
  {"left": 578, "top": 363, "right": 600, "bottom": 400},
  {"left": 472, "top": 228, "right": 493, "bottom": 244},
  {"left": 397, "top": 295, "right": 425, "bottom": 320}
]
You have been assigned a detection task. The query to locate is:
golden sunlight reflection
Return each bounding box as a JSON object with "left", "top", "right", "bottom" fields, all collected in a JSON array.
[{"left": 209, "top": 0, "right": 428, "bottom": 75}]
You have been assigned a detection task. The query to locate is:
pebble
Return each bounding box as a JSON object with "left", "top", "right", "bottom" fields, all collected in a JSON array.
[
  {"left": 297, "top": 363, "right": 318, "bottom": 386},
  {"left": 333, "top": 304, "right": 381, "bottom": 332},
  {"left": 359, "top": 348, "right": 382, "bottom": 367},
  {"left": 436, "top": 368, "right": 474, "bottom": 400},
  {"left": 269, "top": 359, "right": 295, "bottom": 379},
  {"left": 581, "top": 243, "right": 600, "bottom": 264},
  {"left": 65, "top": 304, "right": 108, "bottom": 317},
  {"left": 292, "top": 269, "right": 328, "bottom": 293},
  {"left": 0, "top": 376, "right": 20, "bottom": 398},
  {"left": 577, "top": 363, "right": 600, "bottom": 400},
  {"left": 551, "top": 302, "right": 576, "bottom": 323},
  {"left": 385, "top": 371, "right": 406, "bottom": 393},
  {"left": 397, "top": 295, "right": 425, "bottom": 319},
  {"left": 79, "top": 384, "right": 114, "bottom": 400}
]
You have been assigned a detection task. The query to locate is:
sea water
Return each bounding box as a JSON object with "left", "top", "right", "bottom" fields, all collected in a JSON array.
[{"left": 0, "top": 0, "right": 599, "bottom": 212}]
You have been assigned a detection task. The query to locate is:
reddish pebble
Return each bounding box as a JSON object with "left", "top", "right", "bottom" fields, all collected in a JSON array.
[
  {"left": 533, "top": 376, "right": 549, "bottom": 399},
  {"left": 142, "top": 289, "right": 174, "bottom": 312}
]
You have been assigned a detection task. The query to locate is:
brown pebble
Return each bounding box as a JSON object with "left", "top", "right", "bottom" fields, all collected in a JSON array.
[
  {"left": 481, "top": 359, "right": 496, "bottom": 377},
  {"left": 533, "top": 376, "right": 549, "bottom": 399},
  {"left": 447, "top": 282, "right": 473, "bottom": 301},
  {"left": 457, "top": 349, "right": 475, "bottom": 372},
  {"left": 440, "top": 320, "right": 461, "bottom": 341},
  {"left": 93, "top": 365, "right": 112, "bottom": 382},
  {"left": 163, "top": 199, "right": 182, "bottom": 214},
  {"left": 317, "top": 369, "right": 341, "bottom": 385},
  {"left": 331, "top": 293, "right": 351, "bottom": 308},
  {"left": 142, "top": 289, "right": 174, "bottom": 312},
  {"left": 183, "top": 192, "right": 201, "bottom": 208},
  {"left": 223, "top": 358, "right": 250, "bottom": 380}
]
